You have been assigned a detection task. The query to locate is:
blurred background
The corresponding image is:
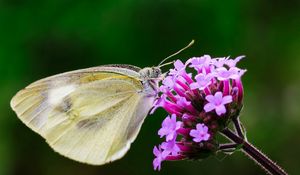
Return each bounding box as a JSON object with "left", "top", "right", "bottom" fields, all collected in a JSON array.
[{"left": 0, "top": 0, "right": 299, "bottom": 174}]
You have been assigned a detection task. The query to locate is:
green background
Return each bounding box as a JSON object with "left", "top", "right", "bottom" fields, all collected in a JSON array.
[{"left": 1, "top": 0, "right": 299, "bottom": 174}]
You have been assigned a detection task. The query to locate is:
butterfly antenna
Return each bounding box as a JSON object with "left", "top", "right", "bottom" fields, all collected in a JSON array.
[
  {"left": 158, "top": 40, "right": 195, "bottom": 66},
  {"left": 158, "top": 61, "right": 175, "bottom": 68}
]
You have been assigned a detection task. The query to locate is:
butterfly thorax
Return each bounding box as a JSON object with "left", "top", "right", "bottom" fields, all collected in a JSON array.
[{"left": 139, "top": 67, "right": 162, "bottom": 96}]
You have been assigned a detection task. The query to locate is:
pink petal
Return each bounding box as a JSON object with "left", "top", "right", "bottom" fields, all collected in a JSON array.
[
  {"left": 161, "top": 150, "right": 170, "bottom": 158},
  {"left": 203, "top": 133, "right": 210, "bottom": 141},
  {"left": 238, "top": 69, "right": 247, "bottom": 77},
  {"left": 226, "top": 56, "right": 244, "bottom": 67},
  {"left": 215, "top": 92, "right": 223, "bottom": 101},
  {"left": 215, "top": 105, "right": 226, "bottom": 116},
  {"left": 153, "top": 146, "right": 160, "bottom": 156},
  {"left": 222, "top": 95, "right": 233, "bottom": 104},
  {"left": 175, "top": 121, "right": 182, "bottom": 130},
  {"left": 196, "top": 123, "right": 204, "bottom": 130},
  {"left": 158, "top": 128, "right": 168, "bottom": 137},
  {"left": 163, "top": 77, "right": 174, "bottom": 87},
  {"left": 202, "top": 126, "right": 208, "bottom": 133},
  {"left": 162, "top": 116, "right": 172, "bottom": 127},
  {"left": 190, "top": 82, "right": 199, "bottom": 90},
  {"left": 195, "top": 74, "right": 205, "bottom": 81},
  {"left": 204, "top": 103, "right": 215, "bottom": 112},
  {"left": 205, "top": 95, "right": 215, "bottom": 103},
  {"left": 189, "top": 129, "right": 198, "bottom": 138},
  {"left": 166, "top": 132, "right": 176, "bottom": 141},
  {"left": 153, "top": 158, "right": 161, "bottom": 171},
  {"left": 171, "top": 114, "right": 177, "bottom": 121},
  {"left": 193, "top": 138, "right": 201, "bottom": 143},
  {"left": 174, "top": 60, "right": 184, "bottom": 70},
  {"left": 216, "top": 67, "right": 227, "bottom": 73}
]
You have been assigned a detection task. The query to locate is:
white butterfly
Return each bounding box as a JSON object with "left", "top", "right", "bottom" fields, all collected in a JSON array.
[{"left": 11, "top": 64, "right": 161, "bottom": 165}]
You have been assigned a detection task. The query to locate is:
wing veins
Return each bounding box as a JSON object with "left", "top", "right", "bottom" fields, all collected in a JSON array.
[
  {"left": 49, "top": 93, "right": 133, "bottom": 146},
  {"left": 26, "top": 104, "right": 48, "bottom": 127},
  {"left": 104, "top": 95, "right": 138, "bottom": 161}
]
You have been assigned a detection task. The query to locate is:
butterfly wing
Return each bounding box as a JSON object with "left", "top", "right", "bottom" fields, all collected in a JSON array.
[{"left": 10, "top": 66, "right": 156, "bottom": 165}]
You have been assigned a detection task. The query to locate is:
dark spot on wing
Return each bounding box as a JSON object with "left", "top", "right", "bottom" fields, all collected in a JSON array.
[
  {"left": 55, "top": 97, "right": 72, "bottom": 113},
  {"left": 63, "top": 99, "right": 72, "bottom": 112},
  {"left": 77, "top": 119, "right": 98, "bottom": 129},
  {"left": 76, "top": 111, "right": 119, "bottom": 130}
]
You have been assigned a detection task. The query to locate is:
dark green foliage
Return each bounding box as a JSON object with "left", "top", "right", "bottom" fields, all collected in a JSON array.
[{"left": 0, "top": 0, "right": 299, "bottom": 174}]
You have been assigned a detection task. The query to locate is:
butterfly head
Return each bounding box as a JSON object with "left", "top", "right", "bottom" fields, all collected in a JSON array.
[{"left": 139, "top": 67, "right": 162, "bottom": 80}]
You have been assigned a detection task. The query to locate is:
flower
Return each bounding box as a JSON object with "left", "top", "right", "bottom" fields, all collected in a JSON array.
[
  {"left": 190, "top": 123, "right": 210, "bottom": 142},
  {"left": 152, "top": 55, "right": 245, "bottom": 170},
  {"left": 225, "top": 55, "right": 245, "bottom": 67},
  {"left": 153, "top": 146, "right": 166, "bottom": 171},
  {"left": 215, "top": 67, "right": 245, "bottom": 81},
  {"left": 158, "top": 114, "right": 182, "bottom": 141},
  {"left": 161, "top": 139, "right": 181, "bottom": 156},
  {"left": 204, "top": 91, "right": 233, "bottom": 116},
  {"left": 188, "top": 55, "right": 211, "bottom": 71},
  {"left": 169, "top": 60, "right": 186, "bottom": 76},
  {"left": 160, "top": 76, "right": 175, "bottom": 90},
  {"left": 190, "top": 72, "right": 214, "bottom": 90}
]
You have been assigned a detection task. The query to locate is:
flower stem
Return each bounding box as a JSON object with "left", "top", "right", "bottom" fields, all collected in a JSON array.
[
  {"left": 232, "top": 117, "right": 245, "bottom": 139},
  {"left": 221, "top": 128, "right": 288, "bottom": 175}
]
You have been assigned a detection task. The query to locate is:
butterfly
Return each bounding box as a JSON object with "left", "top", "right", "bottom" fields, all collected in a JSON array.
[{"left": 10, "top": 40, "right": 194, "bottom": 165}]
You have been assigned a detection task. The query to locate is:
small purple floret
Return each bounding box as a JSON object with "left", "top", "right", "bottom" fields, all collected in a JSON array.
[
  {"left": 158, "top": 114, "right": 182, "bottom": 141},
  {"left": 153, "top": 146, "right": 166, "bottom": 171},
  {"left": 190, "top": 123, "right": 210, "bottom": 142},
  {"left": 190, "top": 72, "right": 214, "bottom": 90},
  {"left": 161, "top": 139, "right": 181, "bottom": 156},
  {"left": 188, "top": 55, "right": 211, "bottom": 71},
  {"left": 204, "top": 91, "right": 233, "bottom": 116}
]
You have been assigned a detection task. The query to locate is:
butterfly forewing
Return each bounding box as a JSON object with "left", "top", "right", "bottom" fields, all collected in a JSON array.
[{"left": 10, "top": 66, "right": 156, "bottom": 165}]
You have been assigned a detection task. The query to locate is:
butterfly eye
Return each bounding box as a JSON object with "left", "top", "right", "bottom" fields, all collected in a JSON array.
[
  {"left": 151, "top": 67, "right": 161, "bottom": 78},
  {"left": 155, "top": 69, "right": 162, "bottom": 76}
]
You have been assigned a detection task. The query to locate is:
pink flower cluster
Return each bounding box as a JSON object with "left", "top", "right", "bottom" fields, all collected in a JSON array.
[{"left": 152, "top": 55, "right": 246, "bottom": 170}]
